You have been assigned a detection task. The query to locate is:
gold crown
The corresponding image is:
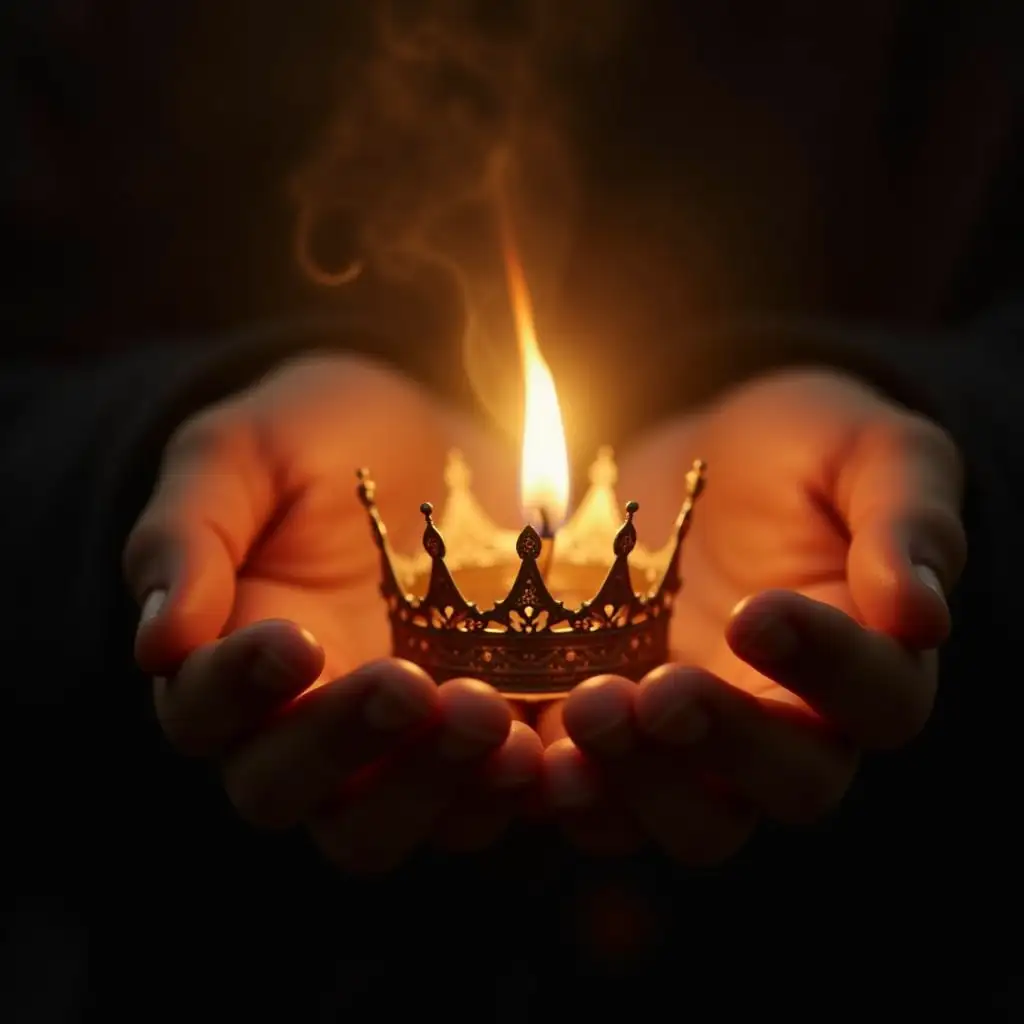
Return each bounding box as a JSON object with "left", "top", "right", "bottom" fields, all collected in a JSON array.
[{"left": 356, "top": 449, "right": 707, "bottom": 700}]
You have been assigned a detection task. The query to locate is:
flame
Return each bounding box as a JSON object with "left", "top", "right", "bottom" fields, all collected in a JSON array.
[{"left": 499, "top": 201, "right": 570, "bottom": 532}]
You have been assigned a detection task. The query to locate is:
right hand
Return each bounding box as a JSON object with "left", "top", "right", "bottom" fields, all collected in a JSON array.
[{"left": 124, "top": 353, "right": 541, "bottom": 873}]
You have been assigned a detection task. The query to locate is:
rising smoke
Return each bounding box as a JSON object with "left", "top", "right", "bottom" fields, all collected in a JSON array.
[{"left": 289, "top": 0, "right": 625, "bottom": 432}]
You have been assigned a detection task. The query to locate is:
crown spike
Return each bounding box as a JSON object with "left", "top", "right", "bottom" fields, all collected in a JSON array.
[
  {"left": 355, "top": 468, "right": 406, "bottom": 606},
  {"left": 492, "top": 547, "right": 571, "bottom": 633},
  {"left": 515, "top": 524, "right": 543, "bottom": 561},
  {"left": 354, "top": 452, "right": 708, "bottom": 698},
  {"left": 420, "top": 502, "right": 447, "bottom": 560},
  {"left": 655, "top": 459, "right": 707, "bottom": 601},
  {"left": 585, "top": 501, "right": 643, "bottom": 626},
  {"left": 415, "top": 509, "right": 475, "bottom": 627},
  {"left": 356, "top": 467, "right": 374, "bottom": 502},
  {"left": 685, "top": 460, "right": 707, "bottom": 504},
  {"left": 613, "top": 501, "right": 640, "bottom": 557}
]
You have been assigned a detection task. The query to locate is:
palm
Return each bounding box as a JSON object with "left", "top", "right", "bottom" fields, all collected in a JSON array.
[
  {"left": 206, "top": 358, "right": 467, "bottom": 682},
  {"left": 231, "top": 576, "right": 387, "bottom": 681},
  {"left": 224, "top": 473, "right": 449, "bottom": 680},
  {"left": 670, "top": 470, "right": 852, "bottom": 702},
  {"left": 209, "top": 359, "right": 522, "bottom": 685},
  {"left": 619, "top": 385, "right": 866, "bottom": 704}
]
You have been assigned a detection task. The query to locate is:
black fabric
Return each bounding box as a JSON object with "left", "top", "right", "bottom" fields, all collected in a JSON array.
[{"left": 1, "top": 309, "right": 1021, "bottom": 1021}]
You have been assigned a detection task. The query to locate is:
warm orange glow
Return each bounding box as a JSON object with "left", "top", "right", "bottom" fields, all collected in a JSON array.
[{"left": 498, "top": 201, "right": 570, "bottom": 532}]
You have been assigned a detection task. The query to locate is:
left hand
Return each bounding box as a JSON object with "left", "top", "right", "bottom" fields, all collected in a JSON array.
[
  {"left": 125, "top": 354, "right": 540, "bottom": 872},
  {"left": 539, "top": 368, "right": 966, "bottom": 862}
]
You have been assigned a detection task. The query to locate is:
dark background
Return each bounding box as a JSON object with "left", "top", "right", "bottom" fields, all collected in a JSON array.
[
  {"left": 2, "top": 1, "right": 1022, "bottom": 362},
  {"left": 1, "top": 2, "right": 1022, "bottom": 1020}
]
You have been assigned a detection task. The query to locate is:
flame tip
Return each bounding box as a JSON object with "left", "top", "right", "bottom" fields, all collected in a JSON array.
[{"left": 501, "top": 202, "right": 570, "bottom": 529}]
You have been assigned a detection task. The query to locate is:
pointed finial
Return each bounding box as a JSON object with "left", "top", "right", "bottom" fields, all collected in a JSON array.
[
  {"left": 420, "top": 502, "right": 446, "bottom": 558},
  {"left": 685, "top": 460, "right": 707, "bottom": 500},
  {"left": 515, "top": 524, "right": 543, "bottom": 561},
  {"left": 356, "top": 468, "right": 376, "bottom": 508},
  {"left": 613, "top": 501, "right": 639, "bottom": 556}
]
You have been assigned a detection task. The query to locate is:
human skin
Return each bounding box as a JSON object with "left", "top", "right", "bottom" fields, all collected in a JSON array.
[
  {"left": 539, "top": 369, "right": 965, "bottom": 861},
  {"left": 126, "top": 360, "right": 964, "bottom": 870}
]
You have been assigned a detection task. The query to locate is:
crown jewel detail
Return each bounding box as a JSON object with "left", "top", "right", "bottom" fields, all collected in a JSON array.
[{"left": 356, "top": 453, "right": 706, "bottom": 699}]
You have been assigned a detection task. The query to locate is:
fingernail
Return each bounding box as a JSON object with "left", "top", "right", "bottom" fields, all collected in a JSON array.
[
  {"left": 139, "top": 589, "right": 166, "bottom": 628},
  {"left": 547, "top": 758, "right": 600, "bottom": 810},
  {"left": 363, "top": 684, "right": 432, "bottom": 733},
  {"left": 733, "top": 613, "right": 799, "bottom": 666},
  {"left": 644, "top": 704, "right": 711, "bottom": 747},
  {"left": 914, "top": 564, "right": 946, "bottom": 604}
]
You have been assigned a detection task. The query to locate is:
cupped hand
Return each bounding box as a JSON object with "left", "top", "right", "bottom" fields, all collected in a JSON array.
[
  {"left": 541, "top": 369, "right": 966, "bottom": 861},
  {"left": 124, "top": 353, "right": 540, "bottom": 872}
]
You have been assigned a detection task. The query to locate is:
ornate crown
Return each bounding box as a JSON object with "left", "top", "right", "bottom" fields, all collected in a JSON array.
[{"left": 356, "top": 448, "right": 706, "bottom": 700}]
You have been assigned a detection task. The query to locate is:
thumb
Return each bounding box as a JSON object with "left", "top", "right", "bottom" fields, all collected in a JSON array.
[
  {"left": 123, "top": 412, "right": 275, "bottom": 674},
  {"left": 840, "top": 417, "right": 967, "bottom": 647}
]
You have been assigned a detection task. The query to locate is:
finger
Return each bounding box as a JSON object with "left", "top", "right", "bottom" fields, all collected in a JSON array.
[
  {"left": 124, "top": 407, "right": 275, "bottom": 673},
  {"left": 617, "top": 757, "right": 755, "bottom": 867},
  {"left": 838, "top": 415, "right": 966, "bottom": 646},
  {"left": 155, "top": 619, "right": 324, "bottom": 757},
  {"left": 544, "top": 738, "right": 645, "bottom": 857},
  {"left": 728, "top": 590, "right": 936, "bottom": 748},
  {"left": 308, "top": 679, "right": 512, "bottom": 873},
  {"left": 636, "top": 665, "right": 859, "bottom": 824},
  {"left": 562, "top": 677, "right": 756, "bottom": 865},
  {"left": 220, "top": 659, "right": 439, "bottom": 829},
  {"left": 431, "top": 721, "right": 544, "bottom": 853}
]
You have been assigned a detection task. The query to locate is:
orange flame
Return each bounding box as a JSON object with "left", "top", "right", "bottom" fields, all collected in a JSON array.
[{"left": 497, "top": 185, "right": 571, "bottom": 532}]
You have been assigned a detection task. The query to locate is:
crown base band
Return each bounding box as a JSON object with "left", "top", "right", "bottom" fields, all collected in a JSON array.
[
  {"left": 390, "top": 620, "right": 670, "bottom": 697},
  {"left": 357, "top": 455, "right": 707, "bottom": 701}
]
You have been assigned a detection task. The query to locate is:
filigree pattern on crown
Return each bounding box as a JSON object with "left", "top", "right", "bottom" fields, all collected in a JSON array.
[{"left": 356, "top": 453, "right": 706, "bottom": 699}]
